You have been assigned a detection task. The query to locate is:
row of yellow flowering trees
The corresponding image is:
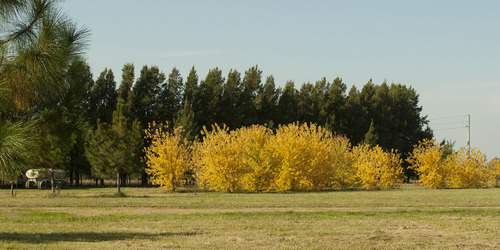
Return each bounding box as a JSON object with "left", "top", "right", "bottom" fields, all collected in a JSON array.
[
  {"left": 145, "top": 123, "right": 403, "bottom": 192},
  {"left": 408, "top": 139, "right": 500, "bottom": 189},
  {"left": 144, "top": 123, "right": 500, "bottom": 192}
]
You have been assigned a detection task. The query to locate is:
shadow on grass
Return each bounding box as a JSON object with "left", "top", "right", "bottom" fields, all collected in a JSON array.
[{"left": 0, "top": 231, "right": 199, "bottom": 243}]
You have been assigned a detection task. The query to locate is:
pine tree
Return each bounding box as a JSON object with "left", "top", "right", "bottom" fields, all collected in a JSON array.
[
  {"left": 256, "top": 75, "right": 280, "bottom": 127},
  {"left": 183, "top": 66, "right": 198, "bottom": 107},
  {"left": 118, "top": 63, "right": 134, "bottom": 103},
  {"left": 174, "top": 99, "right": 197, "bottom": 141},
  {"left": 130, "top": 65, "right": 165, "bottom": 127},
  {"left": 277, "top": 81, "right": 298, "bottom": 125},
  {"left": 363, "top": 120, "right": 378, "bottom": 147},
  {"left": 193, "top": 68, "right": 224, "bottom": 130},
  {"left": 220, "top": 69, "right": 242, "bottom": 129},
  {"left": 0, "top": 0, "right": 88, "bottom": 195},
  {"left": 297, "top": 82, "right": 314, "bottom": 123},
  {"left": 86, "top": 99, "right": 142, "bottom": 193},
  {"left": 89, "top": 69, "right": 118, "bottom": 127},
  {"left": 240, "top": 65, "right": 262, "bottom": 126},
  {"left": 158, "top": 67, "right": 183, "bottom": 124},
  {"left": 324, "top": 77, "right": 347, "bottom": 133}
]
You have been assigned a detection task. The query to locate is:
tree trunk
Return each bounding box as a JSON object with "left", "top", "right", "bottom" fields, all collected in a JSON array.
[
  {"left": 141, "top": 171, "right": 148, "bottom": 186},
  {"left": 75, "top": 172, "right": 80, "bottom": 186},
  {"left": 116, "top": 167, "right": 121, "bottom": 193},
  {"left": 100, "top": 178, "right": 104, "bottom": 186},
  {"left": 121, "top": 173, "right": 126, "bottom": 186},
  {"left": 51, "top": 168, "right": 56, "bottom": 194},
  {"left": 10, "top": 182, "right": 14, "bottom": 198},
  {"left": 70, "top": 171, "right": 74, "bottom": 186}
]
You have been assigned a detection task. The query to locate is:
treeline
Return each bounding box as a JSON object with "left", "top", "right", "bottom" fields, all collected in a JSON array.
[
  {"left": 0, "top": 1, "right": 434, "bottom": 192},
  {"left": 5, "top": 59, "right": 435, "bottom": 187},
  {"left": 81, "top": 63, "right": 432, "bottom": 181}
]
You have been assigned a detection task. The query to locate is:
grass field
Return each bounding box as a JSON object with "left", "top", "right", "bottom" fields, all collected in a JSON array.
[{"left": 1, "top": 185, "right": 500, "bottom": 249}]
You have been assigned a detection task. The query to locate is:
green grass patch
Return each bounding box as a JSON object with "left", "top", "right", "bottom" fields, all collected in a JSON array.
[{"left": 1, "top": 185, "right": 500, "bottom": 249}]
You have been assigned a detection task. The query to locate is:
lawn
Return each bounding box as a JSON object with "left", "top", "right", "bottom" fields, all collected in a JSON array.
[{"left": 1, "top": 185, "right": 500, "bottom": 249}]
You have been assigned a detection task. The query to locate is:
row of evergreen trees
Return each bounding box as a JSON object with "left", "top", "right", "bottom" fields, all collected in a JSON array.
[
  {"left": 75, "top": 62, "right": 432, "bottom": 183},
  {"left": 0, "top": 0, "right": 431, "bottom": 193}
]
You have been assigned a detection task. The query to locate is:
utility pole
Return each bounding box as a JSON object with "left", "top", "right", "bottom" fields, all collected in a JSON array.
[{"left": 466, "top": 114, "right": 470, "bottom": 156}]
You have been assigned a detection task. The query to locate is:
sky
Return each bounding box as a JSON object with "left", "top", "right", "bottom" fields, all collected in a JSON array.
[{"left": 61, "top": 0, "right": 500, "bottom": 160}]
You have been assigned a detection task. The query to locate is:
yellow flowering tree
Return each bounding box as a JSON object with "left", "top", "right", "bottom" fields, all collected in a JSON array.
[
  {"left": 407, "top": 139, "right": 449, "bottom": 188},
  {"left": 235, "top": 125, "right": 277, "bottom": 192},
  {"left": 447, "top": 147, "right": 488, "bottom": 188},
  {"left": 487, "top": 158, "right": 500, "bottom": 187},
  {"left": 144, "top": 123, "right": 191, "bottom": 191},
  {"left": 352, "top": 145, "right": 403, "bottom": 189},
  {"left": 269, "top": 123, "right": 334, "bottom": 191},
  {"left": 328, "top": 135, "right": 357, "bottom": 189},
  {"left": 194, "top": 124, "right": 250, "bottom": 192}
]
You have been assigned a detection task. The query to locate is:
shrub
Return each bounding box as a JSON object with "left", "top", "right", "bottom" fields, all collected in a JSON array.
[
  {"left": 144, "top": 124, "right": 192, "bottom": 191},
  {"left": 353, "top": 145, "right": 403, "bottom": 189},
  {"left": 407, "top": 139, "right": 449, "bottom": 189}
]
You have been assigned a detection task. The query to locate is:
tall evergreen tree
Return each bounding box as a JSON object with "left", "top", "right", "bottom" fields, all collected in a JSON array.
[
  {"left": 363, "top": 120, "right": 378, "bottom": 147},
  {"left": 220, "top": 69, "right": 242, "bottom": 129},
  {"left": 277, "top": 81, "right": 299, "bottom": 125},
  {"left": 130, "top": 65, "right": 165, "bottom": 127},
  {"left": 183, "top": 66, "right": 198, "bottom": 107},
  {"left": 240, "top": 65, "right": 262, "bottom": 126},
  {"left": 256, "top": 75, "right": 280, "bottom": 127},
  {"left": 310, "top": 77, "right": 329, "bottom": 126},
  {"left": 174, "top": 99, "right": 197, "bottom": 141},
  {"left": 88, "top": 69, "right": 118, "bottom": 126},
  {"left": 38, "top": 58, "right": 92, "bottom": 192},
  {"left": 193, "top": 67, "right": 224, "bottom": 130},
  {"left": 64, "top": 59, "right": 93, "bottom": 185},
  {"left": 158, "top": 67, "right": 183, "bottom": 124},
  {"left": 0, "top": 0, "right": 88, "bottom": 194},
  {"left": 118, "top": 63, "right": 134, "bottom": 103},
  {"left": 297, "top": 82, "right": 314, "bottom": 123},
  {"left": 342, "top": 86, "right": 368, "bottom": 145},
  {"left": 324, "top": 77, "right": 347, "bottom": 133},
  {"left": 86, "top": 99, "right": 142, "bottom": 193}
]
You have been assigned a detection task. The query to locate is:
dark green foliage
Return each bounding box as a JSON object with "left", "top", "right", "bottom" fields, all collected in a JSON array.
[
  {"left": 239, "top": 65, "right": 262, "bottom": 127},
  {"left": 158, "top": 67, "right": 183, "bottom": 124},
  {"left": 324, "top": 77, "right": 347, "bottom": 132},
  {"left": 440, "top": 139, "right": 455, "bottom": 159},
  {"left": 297, "top": 82, "right": 314, "bottom": 123},
  {"left": 0, "top": 120, "right": 38, "bottom": 183},
  {"left": 88, "top": 69, "right": 117, "bottom": 127},
  {"left": 183, "top": 66, "right": 198, "bottom": 108},
  {"left": 363, "top": 121, "right": 378, "bottom": 147},
  {"left": 220, "top": 69, "right": 242, "bottom": 129},
  {"left": 256, "top": 75, "right": 280, "bottom": 127},
  {"left": 1, "top": 0, "right": 90, "bottom": 191},
  {"left": 277, "top": 81, "right": 299, "bottom": 124},
  {"left": 174, "top": 99, "right": 197, "bottom": 141},
  {"left": 342, "top": 86, "right": 368, "bottom": 144},
  {"left": 193, "top": 67, "right": 224, "bottom": 131},
  {"left": 85, "top": 100, "right": 143, "bottom": 193},
  {"left": 37, "top": 58, "right": 92, "bottom": 189},
  {"left": 118, "top": 63, "right": 134, "bottom": 103},
  {"left": 130, "top": 65, "right": 165, "bottom": 128}
]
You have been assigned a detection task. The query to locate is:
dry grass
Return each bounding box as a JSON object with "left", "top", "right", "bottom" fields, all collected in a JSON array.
[{"left": 1, "top": 185, "right": 500, "bottom": 249}]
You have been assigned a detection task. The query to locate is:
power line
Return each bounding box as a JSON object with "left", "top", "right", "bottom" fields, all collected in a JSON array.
[
  {"left": 430, "top": 121, "right": 466, "bottom": 126},
  {"left": 428, "top": 115, "right": 465, "bottom": 121},
  {"left": 433, "top": 126, "right": 465, "bottom": 131}
]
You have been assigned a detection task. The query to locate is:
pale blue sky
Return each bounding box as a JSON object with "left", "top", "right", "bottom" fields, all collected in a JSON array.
[{"left": 62, "top": 0, "right": 500, "bottom": 159}]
